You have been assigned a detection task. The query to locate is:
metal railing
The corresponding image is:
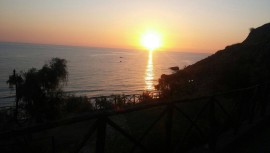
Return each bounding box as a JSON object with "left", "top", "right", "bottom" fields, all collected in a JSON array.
[
  {"left": 0, "top": 106, "right": 16, "bottom": 123},
  {"left": 0, "top": 84, "right": 269, "bottom": 153},
  {"left": 89, "top": 91, "right": 161, "bottom": 110}
]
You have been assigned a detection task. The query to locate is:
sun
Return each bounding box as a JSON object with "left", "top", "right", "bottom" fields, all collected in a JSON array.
[{"left": 141, "top": 31, "right": 162, "bottom": 51}]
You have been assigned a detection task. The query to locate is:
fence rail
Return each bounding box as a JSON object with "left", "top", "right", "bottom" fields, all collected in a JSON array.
[
  {"left": 0, "top": 84, "right": 270, "bottom": 153},
  {"left": 89, "top": 91, "right": 161, "bottom": 110}
]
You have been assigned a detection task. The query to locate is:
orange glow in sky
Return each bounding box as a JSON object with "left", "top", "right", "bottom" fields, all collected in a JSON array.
[{"left": 0, "top": 1, "right": 270, "bottom": 53}]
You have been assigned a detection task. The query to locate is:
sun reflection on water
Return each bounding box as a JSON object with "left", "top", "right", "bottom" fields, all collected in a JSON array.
[{"left": 145, "top": 50, "right": 154, "bottom": 90}]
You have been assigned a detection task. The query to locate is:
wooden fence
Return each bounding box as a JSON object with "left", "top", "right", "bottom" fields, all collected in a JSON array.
[{"left": 0, "top": 84, "right": 269, "bottom": 153}]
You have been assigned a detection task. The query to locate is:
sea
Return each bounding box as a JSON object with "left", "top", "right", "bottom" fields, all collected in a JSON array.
[{"left": 0, "top": 42, "right": 210, "bottom": 107}]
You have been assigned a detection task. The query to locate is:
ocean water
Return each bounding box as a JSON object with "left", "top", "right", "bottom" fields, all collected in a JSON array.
[{"left": 0, "top": 42, "right": 210, "bottom": 107}]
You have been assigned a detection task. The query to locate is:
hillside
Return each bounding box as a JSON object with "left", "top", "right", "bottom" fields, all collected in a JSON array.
[{"left": 156, "top": 23, "right": 270, "bottom": 96}]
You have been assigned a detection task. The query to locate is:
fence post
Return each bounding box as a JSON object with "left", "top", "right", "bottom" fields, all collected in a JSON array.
[
  {"left": 133, "top": 95, "right": 135, "bottom": 104},
  {"left": 260, "top": 84, "right": 269, "bottom": 117},
  {"left": 13, "top": 69, "right": 19, "bottom": 122},
  {"left": 249, "top": 86, "right": 259, "bottom": 124},
  {"left": 166, "top": 102, "right": 173, "bottom": 152},
  {"left": 96, "top": 115, "right": 107, "bottom": 153},
  {"left": 208, "top": 97, "right": 217, "bottom": 152},
  {"left": 114, "top": 96, "right": 117, "bottom": 106},
  {"left": 51, "top": 136, "right": 56, "bottom": 153}
]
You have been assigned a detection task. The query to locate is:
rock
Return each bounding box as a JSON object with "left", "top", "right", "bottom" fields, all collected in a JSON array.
[
  {"left": 169, "top": 66, "right": 179, "bottom": 71},
  {"left": 243, "top": 23, "right": 270, "bottom": 44}
]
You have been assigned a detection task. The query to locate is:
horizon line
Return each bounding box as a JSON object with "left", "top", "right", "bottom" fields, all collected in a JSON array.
[{"left": 0, "top": 41, "right": 211, "bottom": 54}]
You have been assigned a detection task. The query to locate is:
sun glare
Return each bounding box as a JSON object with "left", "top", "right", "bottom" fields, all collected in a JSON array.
[{"left": 141, "top": 31, "right": 162, "bottom": 51}]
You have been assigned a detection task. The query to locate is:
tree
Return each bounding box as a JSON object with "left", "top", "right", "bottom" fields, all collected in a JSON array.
[{"left": 7, "top": 58, "right": 68, "bottom": 122}]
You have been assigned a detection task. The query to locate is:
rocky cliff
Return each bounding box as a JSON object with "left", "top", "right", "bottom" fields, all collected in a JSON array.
[{"left": 156, "top": 23, "right": 270, "bottom": 96}]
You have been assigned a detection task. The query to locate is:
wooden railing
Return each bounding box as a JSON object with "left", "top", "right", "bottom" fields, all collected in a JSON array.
[{"left": 0, "top": 84, "right": 269, "bottom": 153}]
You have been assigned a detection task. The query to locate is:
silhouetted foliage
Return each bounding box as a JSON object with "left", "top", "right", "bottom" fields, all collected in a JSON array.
[
  {"left": 64, "top": 95, "right": 93, "bottom": 113},
  {"left": 7, "top": 58, "right": 68, "bottom": 121}
]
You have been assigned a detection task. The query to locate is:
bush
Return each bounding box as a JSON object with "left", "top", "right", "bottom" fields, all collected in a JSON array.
[{"left": 64, "top": 96, "right": 93, "bottom": 113}]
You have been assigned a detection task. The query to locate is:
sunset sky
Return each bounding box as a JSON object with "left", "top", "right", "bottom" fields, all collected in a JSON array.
[{"left": 0, "top": 0, "right": 270, "bottom": 53}]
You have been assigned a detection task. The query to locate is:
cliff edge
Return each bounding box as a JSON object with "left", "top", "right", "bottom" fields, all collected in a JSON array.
[{"left": 156, "top": 23, "right": 270, "bottom": 96}]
